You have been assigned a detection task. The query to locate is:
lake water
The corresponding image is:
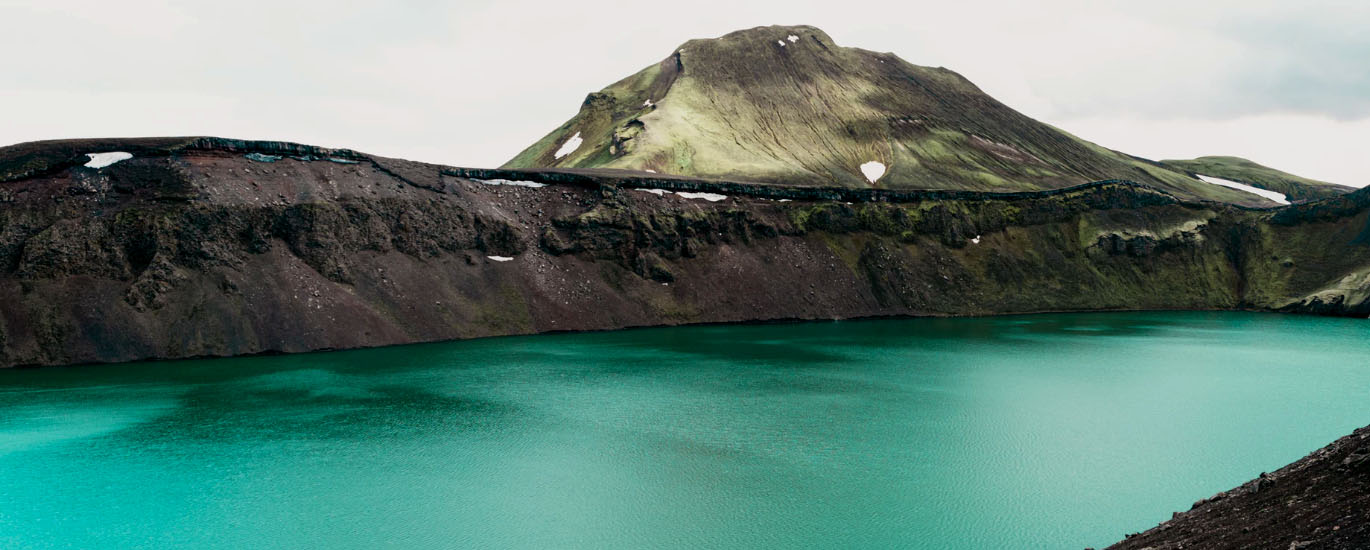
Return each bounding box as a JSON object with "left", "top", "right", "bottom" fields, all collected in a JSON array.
[{"left": 1, "top": 312, "right": 1367, "bottom": 549}]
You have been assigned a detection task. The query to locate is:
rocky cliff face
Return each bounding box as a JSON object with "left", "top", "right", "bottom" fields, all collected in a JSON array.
[{"left": 0, "top": 137, "right": 1366, "bottom": 368}]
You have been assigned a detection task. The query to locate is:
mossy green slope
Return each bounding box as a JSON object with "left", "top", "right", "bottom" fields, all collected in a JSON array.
[
  {"left": 1161, "top": 156, "right": 1355, "bottom": 202},
  {"left": 505, "top": 25, "right": 1277, "bottom": 207}
]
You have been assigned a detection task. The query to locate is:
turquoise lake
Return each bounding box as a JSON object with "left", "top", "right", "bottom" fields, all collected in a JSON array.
[{"left": 1, "top": 312, "right": 1367, "bottom": 549}]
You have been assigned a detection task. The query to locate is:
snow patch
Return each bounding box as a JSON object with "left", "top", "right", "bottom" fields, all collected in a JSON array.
[
  {"left": 644, "top": 169, "right": 657, "bottom": 173},
  {"left": 633, "top": 188, "right": 726, "bottom": 201},
  {"left": 476, "top": 178, "right": 546, "bottom": 188},
  {"left": 972, "top": 235, "right": 981, "bottom": 244},
  {"left": 84, "top": 152, "right": 132, "bottom": 169},
  {"left": 676, "top": 191, "right": 727, "bottom": 202},
  {"left": 860, "top": 161, "right": 886, "bottom": 183},
  {"left": 1195, "top": 174, "right": 1289, "bottom": 205},
  {"left": 632, "top": 187, "right": 728, "bottom": 200},
  {"left": 553, "top": 131, "right": 582, "bottom": 159},
  {"left": 777, "top": 40, "right": 786, "bottom": 47},
  {"left": 487, "top": 256, "right": 514, "bottom": 262},
  {"left": 643, "top": 99, "right": 654, "bottom": 107},
  {"left": 778, "top": 199, "right": 792, "bottom": 202},
  {"left": 245, "top": 153, "right": 282, "bottom": 163},
  {"left": 788, "top": 34, "right": 799, "bottom": 43}
]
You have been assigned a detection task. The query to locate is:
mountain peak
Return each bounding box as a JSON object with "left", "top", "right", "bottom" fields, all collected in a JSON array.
[
  {"left": 504, "top": 26, "right": 1292, "bottom": 205},
  {"left": 682, "top": 24, "right": 833, "bottom": 50},
  {"left": 695, "top": 23, "right": 827, "bottom": 39}
]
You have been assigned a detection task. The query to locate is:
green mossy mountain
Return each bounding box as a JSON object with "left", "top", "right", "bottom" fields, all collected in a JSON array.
[
  {"left": 505, "top": 25, "right": 1337, "bottom": 207},
  {"left": 1161, "top": 156, "right": 1356, "bottom": 202}
]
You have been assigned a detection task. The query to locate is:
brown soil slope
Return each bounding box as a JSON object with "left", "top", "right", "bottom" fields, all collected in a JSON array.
[{"left": 1108, "top": 425, "right": 1370, "bottom": 550}]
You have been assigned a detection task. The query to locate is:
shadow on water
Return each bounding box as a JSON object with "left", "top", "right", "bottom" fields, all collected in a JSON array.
[
  {"left": 121, "top": 383, "right": 522, "bottom": 444},
  {"left": 0, "top": 311, "right": 1368, "bottom": 550},
  {"left": 0, "top": 311, "right": 1304, "bottom": 392},
  {"left": 536, "top": 310, "right": 1214, "bottom": 363},
  {"left": 0, "top": 311, "right": 1358, "bottom": 450}
]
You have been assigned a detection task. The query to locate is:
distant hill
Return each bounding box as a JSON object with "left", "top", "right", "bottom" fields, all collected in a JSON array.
[
  {"left": 505, "top": 25, "right": 1309, "bottom": 207},
  {"left": 1161, "top": 156, "right": 1356, "bottom": 202}
]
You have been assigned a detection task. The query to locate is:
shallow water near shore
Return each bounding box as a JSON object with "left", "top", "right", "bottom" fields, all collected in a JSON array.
[{"left": 1, "top": 312, "right": 1367, "bottom": 549}]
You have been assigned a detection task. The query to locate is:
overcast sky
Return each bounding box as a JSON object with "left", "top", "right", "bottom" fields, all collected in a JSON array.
[{"left": 2, "top": 0, "right": 1366, "bottom": 186}]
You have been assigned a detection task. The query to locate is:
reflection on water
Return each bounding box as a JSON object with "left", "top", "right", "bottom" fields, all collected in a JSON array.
[{"left": 0, "top": 312, "right": 1367, "bottom": 549}]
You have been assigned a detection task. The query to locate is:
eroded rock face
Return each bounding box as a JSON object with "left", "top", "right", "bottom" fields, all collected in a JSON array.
[{"left": 0, "top": 138, "right": 1367, "bottom": 368}]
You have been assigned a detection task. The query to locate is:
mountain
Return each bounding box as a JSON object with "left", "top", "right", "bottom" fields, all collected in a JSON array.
[
  {"left": 0, "top": 25, "right": 1366, "bottom": 370},
  {"left": 504, "top": 25, "right": 1327, "bottom": 207},
  {"left": 1161, "top": 156, "right": 1357, "bottom": 202},
  {"left": 3, "top": 23, "right": 1367, "bottom": 548},
  {"left": 1108, "top": 424, "right": 1370, "bottom": 550}
]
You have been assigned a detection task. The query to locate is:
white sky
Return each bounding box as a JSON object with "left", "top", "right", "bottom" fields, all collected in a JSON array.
[{"left": 2, "top": 0, "right": 1365, "bottom": 186}]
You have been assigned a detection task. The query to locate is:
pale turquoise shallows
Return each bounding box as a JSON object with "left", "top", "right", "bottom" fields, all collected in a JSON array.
[{"left": 2, "top": 312, "right": 1368, "bottom": 549}]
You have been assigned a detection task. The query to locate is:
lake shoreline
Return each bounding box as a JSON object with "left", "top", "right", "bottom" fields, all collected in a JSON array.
[
  {"left": 3, "top": 312, "right": 1366, "bottom": 549},
  {"left": 5, "top": 306, "right": 1358, "bottom": 371}
]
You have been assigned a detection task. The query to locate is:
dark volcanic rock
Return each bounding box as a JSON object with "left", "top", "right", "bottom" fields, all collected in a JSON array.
[
  {"left": 1107, "top": 425, "right": 1370, "bottom": 550},
  {"left": 0, "top": 136, "right": 1368, "bottom": 368}
]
